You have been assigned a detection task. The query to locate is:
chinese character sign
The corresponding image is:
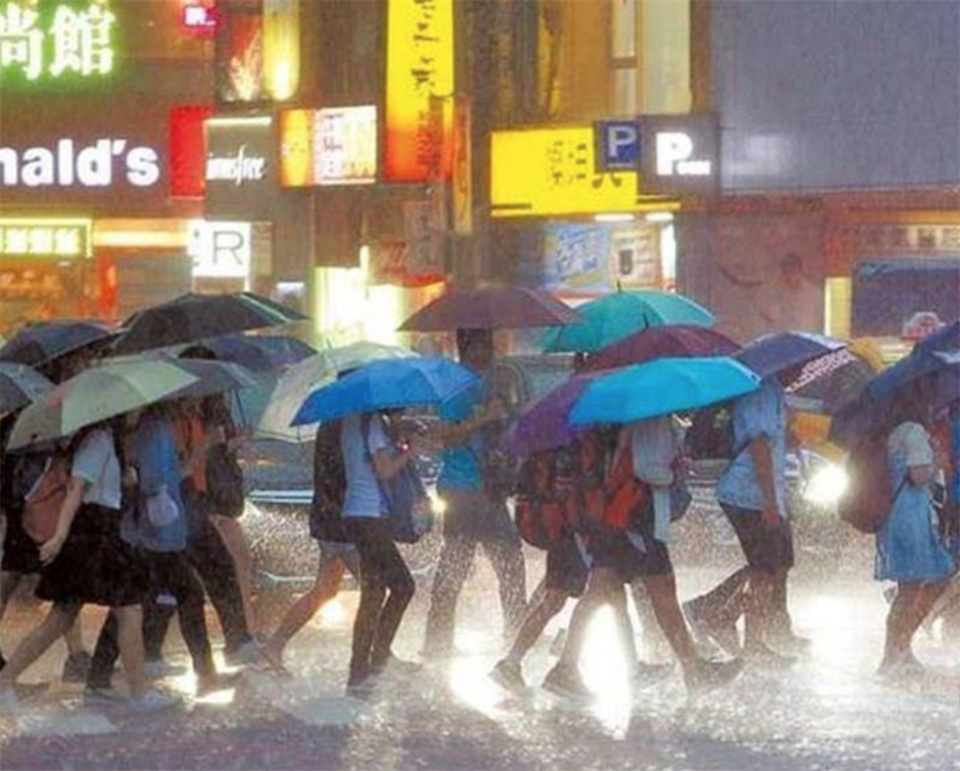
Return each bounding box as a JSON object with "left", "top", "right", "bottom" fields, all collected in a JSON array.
[
  {"left": 491, "top": 126, "right": 641, "bottom": 217},
  {"left": 0, "top": 218, "right": 92, "bottom": 258},
  {"left": 0, "top": 1, "right": 115, "bottom": 82},
  {"left": 385, "top": 0, "right": 454, "bottom": 182}
]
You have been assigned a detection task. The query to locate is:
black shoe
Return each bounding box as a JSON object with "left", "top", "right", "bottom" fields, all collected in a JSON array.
[
  {"left": 62, "top": 651, "right": 93, "bottom": 684},
  {"left": 490, "top": 659, "right": 526, "bottom": 693},
  {"left": 684, "top": 658, "right": 744, "bottom": 694},
  {"left": 745, "top": 644, "right": 797, "bottom": 671},
  {"left": 543, "top": 665, "right": 592, "bottom": 700},
  {"left": 346, "top": 669, "right": 375, "bottom": 697},
  {"left": 633, "top": 660, "right": 675, "bottom": 687}
]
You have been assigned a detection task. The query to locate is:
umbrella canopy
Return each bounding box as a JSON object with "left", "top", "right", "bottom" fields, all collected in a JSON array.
[
  {"left": 0, "top": 362, "right": 54, "bottom": 417},
  {"left": 913, "top": 319, "right": 959, "bottom": 357},
  {"left": 399, "top": 286, "right": 580, "bottom": 331},
  {"left": 503, "top": 372, "right": 608, "bottom": 456},
  {"left": 260, "top": 342, "right": 416, "bottom": 441},
  {"left": 570, "top": 357, "right": 761, "bottom": 426},
  {"left": 830, "top": 344, "right": 959, "bottom": 446},
  {"left": 0, "top": 320, "right": 116, "bottom": 368},
  {"left": 182, "top": 334, "right": 316, "bottom": 373},
  {"left": 8, "top": 359, "right": 198, "bottom": 450},
  {"left": 540, "top": 291, "right": 715, "bottom": 354},
  {"left": 784, "top": 347, "right": 878, "bottom": 415},
  {"left": 292, "top": 356, "right": 478, "bottom": 426},
  {"left": 166, "top": 358, "right": 261, "bottom": 401},
  {"left": 736, "top": 332, "right": 847, "bottom": 380},
  {"left": 583, "top": 325, "right": 738, "bottom": 372},
  {"left": 112, "top": 292, "right": 307, "bottom": 355}
]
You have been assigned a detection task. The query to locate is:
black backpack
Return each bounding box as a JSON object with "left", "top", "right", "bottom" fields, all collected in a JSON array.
[
  {"left": 309, "top": 419, "right": 350, "bottom": 542},
  {"left": 205, "top": 443, "right": 246, "bottom": 519},
  {"left": 684, "top": 403, "right": 737, "bottom": 460}
]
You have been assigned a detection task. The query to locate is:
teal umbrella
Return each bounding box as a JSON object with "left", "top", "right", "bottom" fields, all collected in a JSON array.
[
  {"left": 569, "top": 356, "right": 760, "bottom": 426},
  {"left": 540, "top": 291, "right": 715, "bottom": 354}
]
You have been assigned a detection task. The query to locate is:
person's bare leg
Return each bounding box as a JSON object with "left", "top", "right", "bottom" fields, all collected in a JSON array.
[
  {"left": 557, "top": 568, "right": 619, "bottom": 670},
  {"left": 882, "top": 582, "right": 921, "bottom": 668},
  {"left": 504, "top": 589, "right": 567, "bottom": 664},
  {"left": 263, "top": 558, "right": 347, "bottom": 667},
  {"left": 115, "top": 605, "right": 147, "bottom": 698},
  {"left": 0, "top": 603, "right": 79, "bottom": 685},
  {"left": 212, "top": 517, "right": 259, "bottom": 636},
  {"left": 743, "top": 569, "right": 774, "bottom": 654},
  {"left": 641, "top": 573, "right": 698, "bottom": 667},
  {"left": 902, "top": 582, "right": 949, "bottom": 659}
]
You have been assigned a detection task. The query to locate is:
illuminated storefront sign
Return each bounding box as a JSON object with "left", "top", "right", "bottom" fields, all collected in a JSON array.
[
  {"left": 0, "top": 138, "right": 161, "bottom": 188},
  {"left": 385, "top": 0, "right": 454, "bottom": 182},
  {"left": 204, "top": 116, "right": 280, "bottom": 220},
  {"left": 206, "top": 144, "right": 267, "bottom": 185},
  {"left": 0, "top": 0, "right": 115, "bottom": 81},
  {"left": 280, "top": 106, "right": 377, "bottom": 187},
  {"left": 182, "top": 2, "right": 219, "bottom": 35},
  {"left": 0, "top": 218, "right": 93, "bottom": 258},
  {"left": 188, "top": 219, "right": 252, "bottom": 279},
  {"left": 262, "top": 0, "right": 299, "bottom": 101},
  {"left": 491, "top": 126, "right": 646, "bottom": 218}
]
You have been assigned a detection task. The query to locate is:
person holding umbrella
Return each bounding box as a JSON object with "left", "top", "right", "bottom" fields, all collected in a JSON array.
[{"left": 291, "top": 356, "right": 479, "bottom": 692}]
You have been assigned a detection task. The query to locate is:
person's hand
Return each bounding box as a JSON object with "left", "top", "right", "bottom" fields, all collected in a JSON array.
[
  {"left": 761, "top": 506, "right": 781, "bottom": 527},
  {"left": 481, "top": 398, "right": 506, "bottom": 423},
  {"left": 39, "top": 533, "right": 66, "bottom": 566},
  {"left": 123, "top": 466, "right": 139, "bottom": 487}
]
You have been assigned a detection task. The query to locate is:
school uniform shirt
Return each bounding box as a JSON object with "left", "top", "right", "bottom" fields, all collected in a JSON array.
[
  {"left": 716, "top": 378, "right": 788, "bottom": 517},
  {"left": 72, "top": 429, "right": 122, "bottom": 511},
  {"left": 341, "top": 414, "right": 390, "bottom": 519},
  {"left": 437, "top": 380, "right": 487, "bottom": 495}
]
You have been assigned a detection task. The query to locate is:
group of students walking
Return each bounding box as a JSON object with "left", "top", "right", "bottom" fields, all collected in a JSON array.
[
  {"left": 2, "top": 327, "right": 957, "bottom": 710},
  {"left": 0, "top": 346, "right": 267, "bottom": 711}
]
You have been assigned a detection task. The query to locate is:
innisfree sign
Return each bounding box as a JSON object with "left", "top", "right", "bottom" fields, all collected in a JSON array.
[{"left": 0, "top": 0, "right": 116, "bottom": 82}]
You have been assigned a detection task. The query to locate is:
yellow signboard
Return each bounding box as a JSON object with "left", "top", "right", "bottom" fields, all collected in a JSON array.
[
  {"left": 0, "top": 218, "right": 92, "bottom": 258},
  {"left": 385, "top": 0, "right": 454, "bottom": 182},
  {"left": 491, "top": 126, "right": 648, "bottom": 217}
]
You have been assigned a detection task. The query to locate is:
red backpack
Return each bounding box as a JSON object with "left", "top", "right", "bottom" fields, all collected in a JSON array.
[
  {"left": 838, "top": 434, "right": 902, "bottom": 534},
  {"left": 23, "top": 456, "right": 71, "bottom": 543},
  {"left": 514, "top": 449, "right": 574, "bottom": 549},
  {"left": 571, "top": 430, "right": 649, "bottom": 533}
]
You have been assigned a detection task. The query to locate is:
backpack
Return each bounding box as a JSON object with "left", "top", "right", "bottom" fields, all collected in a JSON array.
[
  {"left": 205, "top": 443, "right": 245, "bottom": 519},
  {"left": 513, "top": 449, "right": 574, "bottom": 549},
  {"left": 309, "top": 419, "right": 350, "bottom": 542},
  {"left": 571, "top": 430, "right": 648, "bottom": 533},
  {"left": 23, "top": 456, "right": 71, "bottom": 543},
  {"left": 837, "top": 434, "right": 904, "bottom": 534},
  {"left": 684, "top": 404, "right": 736, "bottom": 460}
]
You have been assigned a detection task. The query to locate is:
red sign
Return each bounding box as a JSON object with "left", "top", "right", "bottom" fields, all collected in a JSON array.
[{"left": 169, "top": 105, "right": 213, "bottom": 198}]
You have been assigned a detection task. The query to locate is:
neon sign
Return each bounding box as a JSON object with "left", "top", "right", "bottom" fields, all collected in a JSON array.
[
  {"left": 0, "top": 0, "right": 115, "bottom": 81},
  {"left": 0, "top": 218, "right": 93, "bottom": 258},
  {"left": 0, "top": 138, "right": 161, "bottom": 188}
]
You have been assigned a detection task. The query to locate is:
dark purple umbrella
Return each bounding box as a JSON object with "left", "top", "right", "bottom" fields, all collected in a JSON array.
[
  {"left": 0, "top": 320, "right": 116, "bottom": 368},
  {"left": 503, "top": 371, "right": 608, "bottom": 456},
  {"left": 737, "top": 332, "right": 847, "bottom": 380},
  {"left": 584, "top": 325, "right": 738, "bottom": 373},
  {"left": 399, "top": 286, "right": 580, "bottom": 332}
]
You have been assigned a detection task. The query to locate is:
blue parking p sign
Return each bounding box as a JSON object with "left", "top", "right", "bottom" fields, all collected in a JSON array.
[{"left": 596, "top": 120, "right": 641, "bottom": 171}]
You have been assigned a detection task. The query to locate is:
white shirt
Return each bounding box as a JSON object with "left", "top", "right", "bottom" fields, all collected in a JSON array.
[
  {"left": 341, "top": 414, "right": 390, "bottom": 519},
  {"left": 71, "top": 429, "right": 122, "bottom": 510}
]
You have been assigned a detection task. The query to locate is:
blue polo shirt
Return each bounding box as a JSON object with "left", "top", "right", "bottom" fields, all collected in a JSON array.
[{"left": 437, "top": 380, "right": 487, "bottom": 495}]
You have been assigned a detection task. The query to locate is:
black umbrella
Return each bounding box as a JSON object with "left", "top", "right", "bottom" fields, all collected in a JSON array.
[
  {"left": 0, "top": 320, "right": 116, "bottom": 368},
  {"left": 0, "top": 362, "right": 54, "bottom": 416},
  {"left": 112, "top": 293, "right": 307, "bottom": 355},
  {"left": 190, "top": 334, "right": 316, "bottom": 373},
  {"left": 165, "top": 358, "right": 261, "bottom": 401}
]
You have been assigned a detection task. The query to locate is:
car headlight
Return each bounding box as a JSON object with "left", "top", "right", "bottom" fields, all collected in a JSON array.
[{"left": 802, "top": 462, "right": 849, "bottom": 505}]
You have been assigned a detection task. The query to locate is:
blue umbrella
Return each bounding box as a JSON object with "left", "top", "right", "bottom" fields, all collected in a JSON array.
[
  {"left": 569, "top": 357, "right": 761, "bottom": 426},
  {"left": 913, "top": 320, "right": 959, "bottom": 357},
  {"left": 830, "top": 345, "right": 959, "bottom": 445},
  {"left": 737, "top": 332, "right": 847, "bottom": 380},
  {"left": 292, "top": 356, "right": 479, "bottom": 425}
]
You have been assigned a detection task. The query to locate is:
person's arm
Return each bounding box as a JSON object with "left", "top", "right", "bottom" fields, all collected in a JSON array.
[
  {"left": 427, "top": 399, "right": 505, "bottom": 449},
  {"left": 372, "top": 445, "right": 417, "bottom": 481},
  {"left": 749, "top": 436, "right": 781, "bottom": 525},
  {"left": 38, "top": 477, "right": 88, "bottom": 565}
]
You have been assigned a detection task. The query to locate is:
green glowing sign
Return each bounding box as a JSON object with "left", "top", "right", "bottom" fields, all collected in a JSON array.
[{"left": 0, "top": 1, "right": 115, "bottom": 81}]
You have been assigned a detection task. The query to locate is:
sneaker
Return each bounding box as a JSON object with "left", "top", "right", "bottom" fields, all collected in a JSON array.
[
  {"left": 224, "top": 640, "right": 266, "bottom": 668},
  {"left": 144, "top": 659, "right": 185, "bottom": 680},
  {"left": 744, "top": 644, "right": 797, "bottom": 671},
  {"left": 345, "top": 670, "right": 375, "bottom": 697},
  {"left": 633, "top": 660, "right": 675, "bottom": 687},
  {"left": 542, "top": 664, "right": 592, "bottom": 700},
  {"left": 61, "top": 651, "right": 93, "bottom": 684},
  {"left": 197, "top": 671, "right": 244, "bottom": 697},
  {"left": 490, "top": 659, "right": 526, "bottom": 692},
  {"left": 684, "top": 658, "right": 744, "bottom": 694},
  {"left": 371, "top": 654, "right": 422, "bottom": 676},
  {"left": 128, "top": 688, "right": 182, "bottom": 713},
  {"left": 85, "top": 686, "right": 127, "bottom": 705}
]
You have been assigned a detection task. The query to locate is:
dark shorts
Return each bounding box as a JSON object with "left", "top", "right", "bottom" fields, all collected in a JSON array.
[
  {"left": 588, "top": 498, "right": 674, "bottom": 582},
  {"left": 1, "top": 508, "right": 42, "bottom": 575},
  {"left": 318, "top": 539, "right": 361, "bottom": 579},
  {"left": 722, "top": 503, "right": 795, "bottom": 574},
  {"left": 545, "top": 536, "right": 589, "bottom": 598}
]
